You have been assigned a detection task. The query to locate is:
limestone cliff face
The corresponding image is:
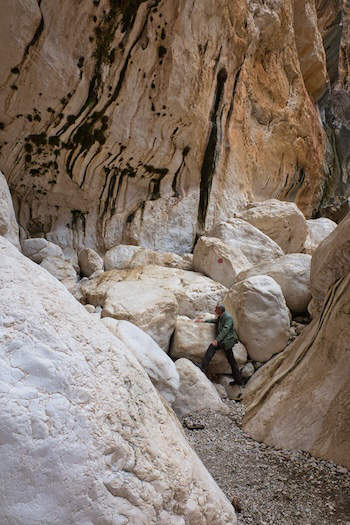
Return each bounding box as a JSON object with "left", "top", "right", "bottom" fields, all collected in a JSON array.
[
  {"left": 0, "top": 0, "right": 345, "bottom": 253},
  {"left": 316, "top": 0, "right": 350, "bottom": 220}
]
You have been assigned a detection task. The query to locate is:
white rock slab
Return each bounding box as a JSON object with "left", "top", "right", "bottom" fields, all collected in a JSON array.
[
  {"left": 78, "top": 247, "right": 104, "bottom": 277},
  {"left": 171, "top": 316, "right": 247, "bottom": 374},
  {"left": 0, "top": 170, "right": 20, "bottom": 250},
  {"left": 172, "top": 358, "right": 230, "bottom": 417},
  {"left": 22, "top": 238, "right": 64, "bottom": 263},
  {"left": 236, "top": 253, "right": 312, "bottom": 313},
  {"left": 104, "top": 244, "right": 192, "bottom": 271},
  {"left": 0, "top": 237, "right": 237, "bottom": 525},
  {"left": 101, "top": 317, "right": 180, "bottom": 404},
  {"left": 235, "top": 199, "right": 308, "bottom": 253},
  {"left": 303, "top": 218, "right": 337, "bottom": 255},
  {"left": 193, "top": 219, "right": 283, "bottom": 288},
  {"left": 224, "top": 275, "right": 290, "bottom": 361}
]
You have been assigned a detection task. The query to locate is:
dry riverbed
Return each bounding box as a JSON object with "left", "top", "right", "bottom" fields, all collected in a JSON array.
[{"left": 183, "top": 401, "right": 350, "bottom": 525}]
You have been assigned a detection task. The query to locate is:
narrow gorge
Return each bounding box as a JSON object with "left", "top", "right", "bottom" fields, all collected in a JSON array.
[{"left": 0, "top": 1, "right": 349, "bottom": 524}]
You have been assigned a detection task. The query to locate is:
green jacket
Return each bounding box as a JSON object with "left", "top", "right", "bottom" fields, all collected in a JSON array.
[{"left": 205, "top": 311, "right": 238, "bottom": 350}]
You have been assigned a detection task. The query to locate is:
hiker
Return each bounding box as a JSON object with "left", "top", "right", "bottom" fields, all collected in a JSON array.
[{"left": 196, "top": 304, "right": 244, "bottom": 387}]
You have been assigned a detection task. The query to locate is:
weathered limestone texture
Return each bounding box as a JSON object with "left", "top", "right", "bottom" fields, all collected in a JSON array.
[
  {"left": 0, "top": 0, "right": 328, "bottom": 254},
  {"left": 0, "top": 171, "right": 20, "bottom": 249},
  {"left": 310, "top": 212, "right": 350, "bottom": 313},
  {"left": 0, "top": 237, "right": 237, "bottom": 524},
  {"left": 101, "top": 317, "right": 180, "bottom": 404},
  {"left": 243, "top": 273, "right": 350, "bottom": 469},
  {"left": 224, "top": 275, "right": 291, "bottom": 362}
]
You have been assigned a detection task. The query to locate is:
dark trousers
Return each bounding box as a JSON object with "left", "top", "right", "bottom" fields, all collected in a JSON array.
[{"left": 201, "top": 342, "right": 244, "bottom": 385}]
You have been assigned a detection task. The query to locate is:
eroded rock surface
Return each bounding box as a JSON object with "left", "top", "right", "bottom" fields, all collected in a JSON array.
[
  {"left": 0, "top": 237, "right": 237, "bottom": 525},
  {"left": 0, "top": 0, "right": 328, "bottom": 254}
]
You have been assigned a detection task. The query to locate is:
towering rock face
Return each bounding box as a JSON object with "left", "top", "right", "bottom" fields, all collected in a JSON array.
[
  {"left": 316, "top": 0, "right": 350, "bottom": 220},
  {"left": 0, "top": 0, "right": 331, "bottom": 253}
]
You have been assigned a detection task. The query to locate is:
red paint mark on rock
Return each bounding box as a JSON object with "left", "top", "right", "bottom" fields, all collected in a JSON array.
[{"left": 218, "top": 258, "right": 223, "bottom": 264}]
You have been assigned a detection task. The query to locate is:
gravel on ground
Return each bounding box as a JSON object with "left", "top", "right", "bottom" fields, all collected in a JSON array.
[{"left": 182, "top": 401, "right": 350, "bottom": 525}]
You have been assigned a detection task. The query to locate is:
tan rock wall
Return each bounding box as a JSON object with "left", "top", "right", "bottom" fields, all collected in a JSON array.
[{"left": 0, "top": 0, "right": 330, "bottom": 253}]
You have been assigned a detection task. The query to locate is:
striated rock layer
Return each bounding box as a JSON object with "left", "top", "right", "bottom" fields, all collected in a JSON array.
[{"left": 0, "top": 0, "right": 331, "bottom": 253}]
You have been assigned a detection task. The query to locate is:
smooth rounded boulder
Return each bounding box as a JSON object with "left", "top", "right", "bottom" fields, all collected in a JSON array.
[
  {"left": 224, "top": 275, "right": 290, "bottom": 362},
  {"left": 193, "top": 219, "right": 283, "bottom": 288},
  {"left": 171, "top": 316, "right": 248, "bottom": 374},
  {"left": 235, "top": 199, "right": 308, "bottom": 253},
  {"left": 235, "top": 253, "right": 312, "bottom": 313},
  {"left": 0, "top": 237, "right": 237, "bottom": 525},
  {"left": 78, "top": 247, "right": 104, "bottom": 277},
  {"left": 172, "top": 358, "right": 230, "bottom": 418},
  {"left": 22, "top": 238, "right": 64, "bottom": 263},
  {"left": 303, "top": 218, "right": 337, "bottom": 255},
  {"left": 101, "top": 317, "right": 180, "bottom": 404}
]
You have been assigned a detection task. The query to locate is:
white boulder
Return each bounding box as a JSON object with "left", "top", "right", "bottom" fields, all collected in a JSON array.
[
  {"left": 0, "top": 237, "right": 237, "bottom": 525},
  {"left": 0, "top": 170, "right": 20, "bottom": 250},
  {"left": 101, "top": 317, "right": 180, "bottom": 404},
  {"left": 171, "top": 316, "right": 248, "bottom": 374},
  {"left": 22, "top": 238, "right": 64, "bottom": 263},
  {"left": 81, "top": 265, "right": 226, "bottom": 349},
  {"left": 40, "top": 256, "right": 78, "bottom": 291},
  {"left": 104, "top": 244, "right": 193, "bottom": 271},
  {"left": 235, "top": 199, "right": 308, "bottom": 253},
  {"left": 303, "top": 218, "right": 337, "bottom": 255},
  {"left": 193, "top": 219, "right": 283, "bottom": 288},
  {"left": 224, "top": 275, "right": 291, "bottom": 362},
  {"left": 236, "top": 254, "right": 312, "bottom": 313},
  {"left": 172, "top": 358, "right": 230, "bottom": 417},
  {"left": 78, "top": 247, "right": 104, "bottom": 277}
]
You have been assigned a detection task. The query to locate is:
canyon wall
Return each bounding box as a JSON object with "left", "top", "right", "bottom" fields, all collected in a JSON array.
[{"left": 1, "top": 0, "right": 344, "bottom": 255}]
